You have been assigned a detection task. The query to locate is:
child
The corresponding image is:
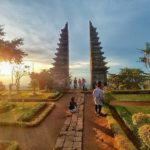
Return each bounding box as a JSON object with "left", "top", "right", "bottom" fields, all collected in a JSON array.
[{"left": 69, "top": 97, "right": 77, "bottom": 113}]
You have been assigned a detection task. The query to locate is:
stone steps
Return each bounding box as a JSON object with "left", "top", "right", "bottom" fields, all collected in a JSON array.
[{"left": 54, "top": 93, "right": 84, "bottom": 150}]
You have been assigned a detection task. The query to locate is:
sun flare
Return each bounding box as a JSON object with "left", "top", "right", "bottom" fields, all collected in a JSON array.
[{"left": 0, "top": 62, "right": 13, "bottom": 75}]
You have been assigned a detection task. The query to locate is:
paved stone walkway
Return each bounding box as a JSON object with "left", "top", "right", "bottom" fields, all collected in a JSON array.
[{"left": 54, "top": 93, "right": 84, "bottom": 150}]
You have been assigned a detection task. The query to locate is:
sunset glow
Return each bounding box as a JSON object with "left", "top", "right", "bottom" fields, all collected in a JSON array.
[{"left": 0, "top": 62, "right": 13, "bottom": 75}]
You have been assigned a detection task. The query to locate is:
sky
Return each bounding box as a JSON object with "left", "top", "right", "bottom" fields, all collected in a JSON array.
[{"left": 0, "top": 0, "right": 150, "bottom": 86}]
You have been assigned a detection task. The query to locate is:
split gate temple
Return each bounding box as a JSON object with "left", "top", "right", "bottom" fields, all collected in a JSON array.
[
  {"left": 51, "top": 22, "right": 108, "bottom": 89},
  {"left": 89, "top": 21, "right": 108, "bottom": 88}
]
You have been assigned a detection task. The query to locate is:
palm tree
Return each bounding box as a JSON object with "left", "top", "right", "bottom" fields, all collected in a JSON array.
[{"left": 139, "top": 42, "right": 150, "bottom": 72}]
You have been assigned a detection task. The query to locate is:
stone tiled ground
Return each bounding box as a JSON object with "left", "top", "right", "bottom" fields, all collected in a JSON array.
[{"left": 54, "top": 93, "right": 84, "bottom": 150}]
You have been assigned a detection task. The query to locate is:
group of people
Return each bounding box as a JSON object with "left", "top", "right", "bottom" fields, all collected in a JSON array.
[
  {"left": 73, "top": 77, "right": 86, "bottom": 90},
  {"left": 68, "top": 81, "right": 106, "bottom": 117}
]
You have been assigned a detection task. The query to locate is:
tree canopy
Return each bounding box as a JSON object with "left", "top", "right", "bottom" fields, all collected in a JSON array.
[
  {"left": 0, "top": 25, "right": 27, "bottom": 64},
  {"left": 108, "top": 68, "right": 147, "bottom": 90}
]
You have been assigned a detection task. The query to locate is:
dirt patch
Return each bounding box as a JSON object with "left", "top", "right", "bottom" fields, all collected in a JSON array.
[{"left": 83, "top": 94, "right": 116, "bottom": 150}]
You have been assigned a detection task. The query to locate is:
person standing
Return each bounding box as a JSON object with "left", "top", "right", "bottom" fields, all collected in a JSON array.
[
  {"left": 93, "top": 81, "right": 104, "bottom": 116},
  {"left": 82, "top": 78, "right": 86, "bottom": 91},
  {"left": 78, "top": 79, "right": 82, "bottom": 89},
  {"left": 74, "top": 77, "right": 77, "bottom": 89}
]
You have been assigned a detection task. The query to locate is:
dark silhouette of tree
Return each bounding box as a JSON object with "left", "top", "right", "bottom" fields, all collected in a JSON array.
[
  {"left": 30, "top": 70, "right": 53, "bottom": 90},
  {"left": 0, "top": 25, "right": 27, "bottom": 63}
]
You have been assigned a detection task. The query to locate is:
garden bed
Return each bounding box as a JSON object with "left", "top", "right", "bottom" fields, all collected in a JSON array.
[
  {"left": 102, "top": 105, "right": 137, "bottom": 150},
  {"left": 114, "top": 105, "right": 150, "bottom": 149},
  {"left": 0, "top": 102, "right": 55, "bottom": 127}
]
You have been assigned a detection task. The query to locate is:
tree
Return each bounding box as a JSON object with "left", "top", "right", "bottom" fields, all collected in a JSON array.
[
  {"left": 13, "top": 64, "right": 30, "bottom": 92},
  {"left": 30, "top": 70, "right": 53, "bottom": 90},
  {"left": 108, "top": 68, "right": 146, "bottom": 90},
  {"left": 138, "top": 42, "right": 150, "bottom": 72},
  {"left": 0, "top": 25, "right": 27, "bottom": 64}
]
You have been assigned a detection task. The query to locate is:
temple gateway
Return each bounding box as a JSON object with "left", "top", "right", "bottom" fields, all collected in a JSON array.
[
  {"left": 51, "top": 22, "right": 108, "bottom": 89},
  {"left": 89, "top": 21, "right": 108, "bottom": 88},
  {"left": 51, "top": 23, "right": 69, "bottom": 89}
]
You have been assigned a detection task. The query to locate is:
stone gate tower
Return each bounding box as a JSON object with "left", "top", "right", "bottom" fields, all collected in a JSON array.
[
  {"left": 89, "top": 21, "right": 108, "bottom": 88},
  {"left": 51, "top": 23, "right": 69, "bottom": 89}
]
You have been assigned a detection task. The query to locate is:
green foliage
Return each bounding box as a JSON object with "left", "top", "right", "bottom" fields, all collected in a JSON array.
[
  {"left": 104, "top": 92, "right": 116, "bottom": 104},
  {"left": 112, "top": 89, "right": 150, "bottom": 94},
  {"left": 111, "top": 93, "right": 150, "bottom": 101},
  {"left": 108, "top": 68, "right": 146, "bottom": 90},
  {"left": 18, "top": 102, "right": 47, "bottom": 122},
  {"left": 115, "top": 106, "right": 137, "bottom": 132}
]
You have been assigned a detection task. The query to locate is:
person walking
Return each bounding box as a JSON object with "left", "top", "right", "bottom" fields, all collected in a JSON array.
[{"left": 92, "top": 81, "right": 104, "bottom": 116}]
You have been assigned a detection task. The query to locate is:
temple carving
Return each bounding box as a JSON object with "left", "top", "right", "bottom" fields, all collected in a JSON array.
[
  {"left": 51, "top": 23, "right": 69, "bottom": 89},
  {"left": 89, "top": 21, "right": 109, "bottom": 88}
]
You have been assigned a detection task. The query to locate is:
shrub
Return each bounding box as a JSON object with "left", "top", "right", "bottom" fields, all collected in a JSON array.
[
  {"left": 132, "top": 112, "right": 150, "bottom": 127},
  {"left": 104, "top": 92, "right": 116, "bottom": 104},
  {"left": 139, "top": 124, "right": 150, "bottom": 148}
]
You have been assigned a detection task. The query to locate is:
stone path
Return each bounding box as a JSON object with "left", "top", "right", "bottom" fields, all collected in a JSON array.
[{"left": 54, "top": 93, "right": 84, "bottom": 150}]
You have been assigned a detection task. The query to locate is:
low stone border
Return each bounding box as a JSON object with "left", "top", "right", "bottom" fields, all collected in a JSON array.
[
  {"left": 54, "top": 93, "right": 84, "bottom": 150},
  {"left": 0, "top": 103, "right": 55, "bottom": 127}
]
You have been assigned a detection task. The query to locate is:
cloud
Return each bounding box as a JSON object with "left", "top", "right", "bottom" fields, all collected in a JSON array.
[{"left": 69, "top": 61, "right": 90, "bottom": 69}]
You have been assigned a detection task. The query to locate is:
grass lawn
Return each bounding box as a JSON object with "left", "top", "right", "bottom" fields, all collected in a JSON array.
[
  {"left": 0, "top": 90, "right": 60, "bottom": 100},
  {"left": 111, "top": 94, "right": 150, "bottom": 101},
  {"left": 0, "top": 101, "right": 55, "bottom": 126},
  {"left": 125, "top": 106, "right": 150, "bottom": 114}
]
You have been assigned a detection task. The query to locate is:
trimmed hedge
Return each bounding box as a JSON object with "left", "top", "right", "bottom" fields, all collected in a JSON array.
[{"left": 112, "top": 90, "right": 150, "bottom": 94}]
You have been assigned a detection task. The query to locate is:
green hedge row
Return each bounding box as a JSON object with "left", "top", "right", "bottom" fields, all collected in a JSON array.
[{"left": 112, "top": 90, "right": 150, "bottom": 94}]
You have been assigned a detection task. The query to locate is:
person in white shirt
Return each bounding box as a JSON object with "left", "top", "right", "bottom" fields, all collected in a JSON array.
[{"left": 93, "top": 81, "right": 104, "bottom": 115}]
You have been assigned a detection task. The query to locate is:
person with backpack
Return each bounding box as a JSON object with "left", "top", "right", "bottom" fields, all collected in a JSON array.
[{"left": 92, "top": 81, "right": 104, "bottom": 116}]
